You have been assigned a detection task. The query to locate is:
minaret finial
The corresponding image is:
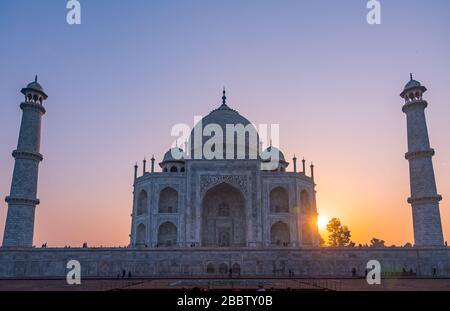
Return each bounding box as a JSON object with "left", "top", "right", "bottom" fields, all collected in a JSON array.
[{"left": 222, "top": 87, "right": 226, "bottom": 105}]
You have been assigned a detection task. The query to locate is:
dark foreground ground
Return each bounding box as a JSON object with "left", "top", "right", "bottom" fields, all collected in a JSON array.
[{"left": 0, "top": 277, "right": 449, "bottom": 291}]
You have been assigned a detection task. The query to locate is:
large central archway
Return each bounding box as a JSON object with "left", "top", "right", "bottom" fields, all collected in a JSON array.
[{"left": 201, "top": 182, "right": 246, "bottom": 247}]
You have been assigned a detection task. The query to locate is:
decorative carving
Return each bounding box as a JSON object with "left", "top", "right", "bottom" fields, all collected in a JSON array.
[{"left": 200, "top": 175, "right": 248, "bottom": 195}]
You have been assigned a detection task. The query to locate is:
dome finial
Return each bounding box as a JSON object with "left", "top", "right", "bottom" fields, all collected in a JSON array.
[
  {"left": 222, "top": 87, "right": 226, "bottom": 106},
  {"left": 35, "top": 75, "right": 38, "bottom": 83},
  {"left": 410, "top": 72, "right": 413, "bottom": 80}
]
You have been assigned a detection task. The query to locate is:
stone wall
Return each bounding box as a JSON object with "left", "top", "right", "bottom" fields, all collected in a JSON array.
[{"left": 0, "top": 247, "right": 449, "bottom": 278}]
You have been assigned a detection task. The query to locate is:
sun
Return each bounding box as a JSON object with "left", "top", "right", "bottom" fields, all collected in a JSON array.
[{"left": 317, "top": 215, "right": 328, "bottom": 231}]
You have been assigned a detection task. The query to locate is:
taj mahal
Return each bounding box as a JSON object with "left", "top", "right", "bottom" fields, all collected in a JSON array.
[
  {"left": 0, "top": 76, "right": 449, "bottom": 279},
  {"left": 129, "top": 89, "right": 319, "bottom": 250}
]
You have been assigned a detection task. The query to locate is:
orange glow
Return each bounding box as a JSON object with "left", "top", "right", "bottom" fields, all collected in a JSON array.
[{"left": 317, "top": 214, "right": 328, "bottom": 231}]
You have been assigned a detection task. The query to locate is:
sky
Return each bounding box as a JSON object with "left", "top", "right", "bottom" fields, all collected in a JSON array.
[{"left": 0, "top": 0, "right": 449, "bottom": 247}]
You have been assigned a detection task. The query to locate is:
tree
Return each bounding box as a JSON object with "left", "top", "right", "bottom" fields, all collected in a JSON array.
[
  {"left": 326, "top": 218, "right": 354, "bottom": 247},
  {"left": 369, "top": 237, "right": 386, "bottom": 247},
  {"left": 319, "top": 234, "right": 326, "bottom": 247}
]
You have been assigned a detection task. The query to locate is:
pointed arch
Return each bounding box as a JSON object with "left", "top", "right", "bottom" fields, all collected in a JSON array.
[
  {"left": 301, "top": 190, "right": 311, "bottom": 212},
  {"left": 201, "top": 182, "right": 246, "bottom": 247},
  {"left": 137, "top": 190, "right": 148, "bottom": 216},
  {"left": 159, "top": 187, "right": 178, "bottom": 213},
  {"left": 136, "top": 223, "right": 146, "bottom": 245},
  {"left": 157, "top": 221, "right": 177, "bottom": 247},
  {"left": 270, "top": 186, "right": 289, "bottom": 213},
  {"left": 270, "top": 221, "right": 290, "bottom": 246}
]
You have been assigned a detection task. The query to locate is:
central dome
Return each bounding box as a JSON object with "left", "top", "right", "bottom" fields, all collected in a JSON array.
[{"left": 189, "top": 91, "right": 260, "bottom": 159}]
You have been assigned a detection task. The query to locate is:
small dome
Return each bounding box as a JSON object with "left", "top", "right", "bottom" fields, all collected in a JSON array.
[
  {"left": 162, "top": 147, "right": 185, "bottom": 163},
  {"left": 261, "top": 146, "right": 286, "bottom": 162},
  {"left": 400, "top": 74, "right": 427, "bottom": 98},
  {"left": 21, "top": 76, "right": 48, "bottom": 99},
  {"left": 26, "top": 81, "right": 44, "bottom": 93},
  {"left": 404, "top": 79, "right": 421, "bottom": 91}
]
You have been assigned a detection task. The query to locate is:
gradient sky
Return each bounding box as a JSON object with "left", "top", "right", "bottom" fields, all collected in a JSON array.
[{"left": 0, "top": 0, "right": 449, "bottom": 247}]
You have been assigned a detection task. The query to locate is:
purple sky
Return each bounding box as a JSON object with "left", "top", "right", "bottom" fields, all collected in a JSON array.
[{"left": 0, "top": 0, "right": 449, "bottom": 246}]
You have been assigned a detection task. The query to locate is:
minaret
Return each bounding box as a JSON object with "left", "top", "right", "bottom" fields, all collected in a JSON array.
[
  {"left": 2, "top": 77, "right": 47, "bottom": 247},
  {"left": 400, "top": 74, "right": 444, "bottom": 247}
]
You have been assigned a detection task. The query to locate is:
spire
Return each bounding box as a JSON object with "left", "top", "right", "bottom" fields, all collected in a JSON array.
[
  {"left": 293, "top": 155, "right": 297, "bottom": 173},
  {"left": 143, "top": 158, "right": 147, "bottom": 175},
  {"left": 150, "top": 155, "right": 155, "bottom": 173},
  {"left": 221, "top": 87, "right": 227, "bottom": 106}
]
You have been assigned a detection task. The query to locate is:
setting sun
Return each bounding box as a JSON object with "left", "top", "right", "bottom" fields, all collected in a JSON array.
[{"left": 317, "top": 215, "right": 328, "bottom": 231}]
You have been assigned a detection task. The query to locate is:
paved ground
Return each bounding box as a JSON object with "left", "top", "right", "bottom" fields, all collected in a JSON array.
[{"left": 0, "top": 278, "right": 449, "bottom": 291}]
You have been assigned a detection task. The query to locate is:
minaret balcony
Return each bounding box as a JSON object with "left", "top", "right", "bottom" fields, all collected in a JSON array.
[
  {"left": 407, "top": 195, "right": 442, "bottom": 205},
  {"left": 20, "top": 102, "right": 46, "bottom": 114},
  {"left": 402, "top": 99, "right": 427, "bottom": 113},
  {"left": 405, "top": 148, "right": 435, "bottom": 160},
  {"left": 12, "top": 150, "right": 43, "bottom": 161},
  {"left": 5, "top": 196, "right": 40, "bottom": 206}
]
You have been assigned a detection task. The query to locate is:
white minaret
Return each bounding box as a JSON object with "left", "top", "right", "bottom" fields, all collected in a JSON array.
[
  {"left": 2, "top": 76, "right": 47, "bottom": 248},
  {"left": 400, "top": 74, "right": 444, "bottom": 247}
]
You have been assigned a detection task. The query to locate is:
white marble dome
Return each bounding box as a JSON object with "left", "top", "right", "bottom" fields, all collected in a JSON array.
[{"left": 189, "top": 99, "right": 260, "bottom": 159}]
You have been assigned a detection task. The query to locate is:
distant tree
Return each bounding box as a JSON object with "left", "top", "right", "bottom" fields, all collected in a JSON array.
[
  {"left": 404, "top": 242, "right": 413, "bottom": 248},
  {"left": 326, "top": 218, "right": 354, "bottom": 247},
  {"left": 370, "top": 238, "right": 386, "bottom": 247},
  {"left": 319, "top": 235, "right": 326, "bottom": 247}
]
